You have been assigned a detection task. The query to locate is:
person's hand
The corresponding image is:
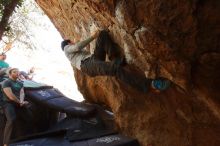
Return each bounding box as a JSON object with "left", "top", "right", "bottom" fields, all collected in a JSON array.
[
  {"left": 23, "top": 101, "right": 29, "bottom": 105},
  {"left": 91, "top": 30, "right": 100, "bottom": 38},
  {"left": 20, "top": 101, "right": 24, "bottom": 107},
  {"left": 20, "top": 101, "right": 29, "bottom": 106}
]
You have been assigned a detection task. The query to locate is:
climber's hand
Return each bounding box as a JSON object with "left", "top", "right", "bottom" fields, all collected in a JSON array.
[{"left": 92, "top": 30, "right": 100, "bottom": 38}]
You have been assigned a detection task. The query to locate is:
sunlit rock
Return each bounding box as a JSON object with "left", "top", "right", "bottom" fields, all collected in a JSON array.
[{"left": 36, "top": 0, "right": 220, "bottom": 146}]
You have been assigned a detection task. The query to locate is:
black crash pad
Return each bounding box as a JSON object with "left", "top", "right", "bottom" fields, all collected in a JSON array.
[
  {"left": 11, "top": 116, "right": 117, "bottom": 144},
  {"left": 10, "top": 134, "right": 139, "bottom": 146},
  {"left": 25, "top": 87, "right": 95, "bottom": 117}
]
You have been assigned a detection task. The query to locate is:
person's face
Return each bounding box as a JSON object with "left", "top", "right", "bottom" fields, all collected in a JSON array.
[
  {"left": 0, "top": 54, "right": 6, "bottom": 60},
  {"left": 2, "top": 54, "right": 6, "bottom": 60},
  {"left": 0, "top": 55, "right": 4, "bottom": 60},
  {"left": 9, "top": 69, "right": 19, "bottom": 80}
]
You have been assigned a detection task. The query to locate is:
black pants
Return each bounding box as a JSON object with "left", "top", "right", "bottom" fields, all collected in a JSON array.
[
  {"left": 3, "top": 103, "right": 33, "bottom": 145},
  {"left": 3, "top": 103, "right": 16, "bottom": 145},
  {"left": 81, "top": 30, "right": 121, "bottom": 76},
  {"left": 81, "top": 31, "right": 151, "bottom": 93}
]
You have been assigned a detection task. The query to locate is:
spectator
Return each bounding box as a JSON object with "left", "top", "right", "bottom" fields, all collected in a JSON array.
[{"left": 2, "top": 68, "right": 31, "bottom": 146}]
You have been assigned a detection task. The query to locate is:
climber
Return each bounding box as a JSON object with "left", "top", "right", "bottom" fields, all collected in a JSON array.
[{"left": 61, "top": 30, "right": 170, "bottom": 93}]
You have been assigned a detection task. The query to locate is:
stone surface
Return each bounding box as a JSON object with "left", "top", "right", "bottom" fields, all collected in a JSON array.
[{"left": 36, "top": 0, "right": 220, "bottom": 146}]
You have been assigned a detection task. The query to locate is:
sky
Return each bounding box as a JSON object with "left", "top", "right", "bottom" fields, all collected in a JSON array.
[{"left": 5, "top": 0, "right": 84, "bottom": 101}]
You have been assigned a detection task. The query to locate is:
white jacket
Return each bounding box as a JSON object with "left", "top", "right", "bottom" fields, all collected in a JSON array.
[{"left": 64, "top": 36, "right": 95, "bottom": 70}]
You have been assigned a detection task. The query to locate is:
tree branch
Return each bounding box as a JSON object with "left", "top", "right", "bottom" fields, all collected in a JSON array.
[{"left": 0, "top": 0, "right": 20, "bottom": 40}]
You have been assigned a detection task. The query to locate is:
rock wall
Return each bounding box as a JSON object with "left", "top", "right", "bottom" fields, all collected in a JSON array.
[{"left": 36, "top": 0, "right": 220, "bottom": 146}]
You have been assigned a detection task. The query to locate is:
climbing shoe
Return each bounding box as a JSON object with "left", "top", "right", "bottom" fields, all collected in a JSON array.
[{"left": 151, "top": 78, "right": 171, "bottom": 91}]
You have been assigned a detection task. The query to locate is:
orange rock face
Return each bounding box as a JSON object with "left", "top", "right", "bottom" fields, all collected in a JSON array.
[{"left": 36, "top": 0, "right": 220, "bottom": 146}]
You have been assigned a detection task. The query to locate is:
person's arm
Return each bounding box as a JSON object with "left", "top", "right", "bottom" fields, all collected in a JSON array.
[
  {"left": 65, "top": 31, "right": 100, "bottom": 53},
  {"left": 19, "top": 87, "right": 25, "bottom": 103},
  {"left": 3, "top": 87, "right": 20, "bottom": 104},
  {"left": 20, "top": 87, "right": 29, "bottom": 105}
]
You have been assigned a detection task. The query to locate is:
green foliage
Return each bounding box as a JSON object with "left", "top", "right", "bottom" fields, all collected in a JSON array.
[
  {"left": 0, "top": 0, "right": 12, "bottom": 16},
  {"left": 0, "top": 0, "right": 24, "bottom": 18},
  {"left": 17, "top": 0, "right": 24, "bottom": 6},
  {"left": 0, "top": 0, "right": 24, "bottom": 39},
  {"left": 4, "top": 25, "right": 13, "bottom": 37}
]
